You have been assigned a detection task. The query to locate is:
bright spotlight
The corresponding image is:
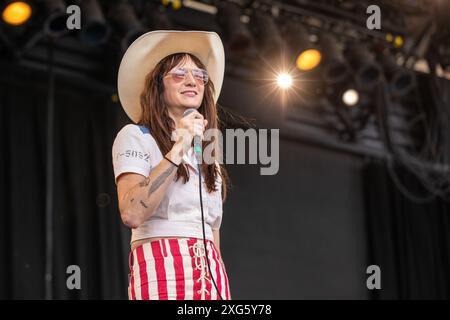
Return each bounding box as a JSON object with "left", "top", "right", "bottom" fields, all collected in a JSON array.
[
  {"left": 2, "top": 1, "right": 32, "bottom": 26},
  {"left": 296, "top": 49, "right": 322, "bottom": 71},
  {"left": 277, "top": 73, "right": 293, "bottom": 89},
  {"left": 342, "top": 89, "right": 359, "bottom": 107}
]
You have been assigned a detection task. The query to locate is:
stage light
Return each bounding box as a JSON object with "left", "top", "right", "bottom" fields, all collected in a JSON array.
[
  {"left": 80, "top": 0, "right": 110, "bottom": 46},
  {"left": 43, "top": 0, "right": 69, "bottom": 37},
  {"left": 346, "top": 44, "right": 383, "bottom": 91},
  {"left": 111, "top": 93, "right": 119, "bottom": 103},
  {"left": 320, "top": 33, "right": 350, "bottom": 84},
  {"left": 108, "top": 1, "right": 147, "bottom": 51},
  {"left": 393, "top": 36, "right": 403, "bottom": 48},
  {"left": 386, "top": 33, "right": 394, "bottom": 43},
  {"left": 342, "top": 89, "right": 359, "bottom": 107},
  {"left": 381, "top": 52, "right": 415, "bottom": 98},
  {"left": 217, "top": 2, "right": 252, "bottom": 53},
  {"left": 284, "top": 23, "right": 322, "bottom": 72},
  {"left": 296, "top": 49, "right": 322, "bottom": 71},
  {"left": 171, "top": 0, "right": 182, "bottom": 10},
  {"left": 2, "top": 1, "right": 32, "bottom": 26},
  {"left": 277, "top": 73, "right": 293, "bottom": 89},
  {"left": 283, "top": 23, "right": 326, "bottom": 101}
]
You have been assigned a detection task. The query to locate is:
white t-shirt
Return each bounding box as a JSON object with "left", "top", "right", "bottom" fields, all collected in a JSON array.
[{"left": 112, "top": 124, "right": 223, "bottom": 243}]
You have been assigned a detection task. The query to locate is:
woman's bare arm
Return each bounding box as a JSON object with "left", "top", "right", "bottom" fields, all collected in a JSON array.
[
  {"left": 117, "top": 141, "right": 185, "bottom": 228},
  {"left": 116, "top": 111, "right": 206, "bottom": 229}
]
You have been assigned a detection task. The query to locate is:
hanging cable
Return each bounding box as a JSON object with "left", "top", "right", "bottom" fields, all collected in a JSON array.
[
  {"left": 45, "top": 36, "right": 55, "bottom": 300},
  {"left": 376, "top": 83, "right": 436, "bottom": 203}
]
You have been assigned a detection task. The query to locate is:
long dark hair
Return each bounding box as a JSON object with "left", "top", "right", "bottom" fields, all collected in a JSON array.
[{"left": 137, "top": 53, "right": 229, "bottom": 200}]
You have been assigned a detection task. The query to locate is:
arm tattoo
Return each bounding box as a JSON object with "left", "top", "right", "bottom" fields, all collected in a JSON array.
[
  {"left": 147, "top": 165, "right": 176, "bottom": 197},
  {"left": 140, "top": 200, "right": 148, "bottom": 209},
  {"left": 139, "top": 177, "right": 150, "bottom": 187}
]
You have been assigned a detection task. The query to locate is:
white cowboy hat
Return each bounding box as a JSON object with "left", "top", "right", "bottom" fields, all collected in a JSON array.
[{"left": 117, "top": 30, "right": 225, "bottom": 123}]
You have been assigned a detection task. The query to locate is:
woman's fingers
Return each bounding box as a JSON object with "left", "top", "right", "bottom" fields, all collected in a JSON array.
[
  {"left": 186, "top": 110, "right": 203, "bottom": 120},
  {"left": 193, "top": 123, "right": 205, "bottom": 137},
  {"left": 178, "top": 111, "right": 207, "bottom": 141}
]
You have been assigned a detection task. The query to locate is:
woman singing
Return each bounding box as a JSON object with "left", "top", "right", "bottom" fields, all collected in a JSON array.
[{"left": 112, "top": 30, "right": 231, "bottom": 300}]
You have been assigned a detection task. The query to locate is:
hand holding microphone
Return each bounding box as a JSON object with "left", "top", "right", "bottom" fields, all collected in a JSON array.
[{"left": 176, "top": 108, "right": 208, "bottom": 159}]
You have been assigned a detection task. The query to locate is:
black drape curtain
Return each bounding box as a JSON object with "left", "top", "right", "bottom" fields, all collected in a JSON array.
[
  {"left": 0, "top": 66, "right": 129, "bottom": 299},
  {"left": 363, "top": 160, "right": 450, "bottom": 299}
]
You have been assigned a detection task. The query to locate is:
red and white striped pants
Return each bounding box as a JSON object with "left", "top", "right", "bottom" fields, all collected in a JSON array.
[{"left": 128, "top": 237, "right": 231, "bottom": 300}]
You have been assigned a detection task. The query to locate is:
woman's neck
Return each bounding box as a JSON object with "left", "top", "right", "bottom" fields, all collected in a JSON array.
[{"left": 168, "top": 106, "right": 184, "bottom": 129}]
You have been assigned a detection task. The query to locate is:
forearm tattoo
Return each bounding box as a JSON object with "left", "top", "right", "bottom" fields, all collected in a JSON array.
[
  {"left": 139, "top": 177, "right": 150, "bottom": 187},
  {"left": 140, "top": 200, "right": 148, "bottom": 209},
  {"left": 147, "top": 165, "right": 176, "bottom": 197}
]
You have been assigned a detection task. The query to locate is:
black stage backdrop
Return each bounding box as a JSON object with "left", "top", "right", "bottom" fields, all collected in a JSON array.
[
  {"left": 0, "top": 67, "right": 129, "bottom": 299},
  {"left": 363, "top": 161, "right": 450, "bottom": 299},
  {"left": 1, "top": 65, "right": 449, "bottom": 299}
]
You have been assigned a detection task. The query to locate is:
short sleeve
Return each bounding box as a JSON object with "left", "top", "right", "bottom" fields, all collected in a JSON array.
[{"left": 112, "top": 124, "right": 153, "bottom": 184}]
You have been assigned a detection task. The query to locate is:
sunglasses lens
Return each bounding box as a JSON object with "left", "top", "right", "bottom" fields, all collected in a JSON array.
[
  {"left": 169, "top": 68, "right": 208, "bottom": 84},
  {"left": 202, "top": 73, "right": 209, "bottom": 84},
  {"left": 172, "top": 69, "right": 187, "bottom": 80},
  {"left": 192, "top": 69, "right": 208, "bottom": 84}
]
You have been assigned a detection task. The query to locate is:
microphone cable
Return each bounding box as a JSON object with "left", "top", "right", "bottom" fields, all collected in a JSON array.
[{"left": 197, "top": 162, "right": 223, "bottom": 300}]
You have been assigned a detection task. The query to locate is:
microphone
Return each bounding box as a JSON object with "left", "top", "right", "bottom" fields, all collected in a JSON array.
[{"left": 182, "top": 108, "right": 202, "bottom": 163}]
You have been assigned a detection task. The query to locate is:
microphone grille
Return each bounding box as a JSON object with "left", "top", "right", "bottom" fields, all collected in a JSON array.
[{"left": 182, "top": 108, "right": 196, "bottom": 117}]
